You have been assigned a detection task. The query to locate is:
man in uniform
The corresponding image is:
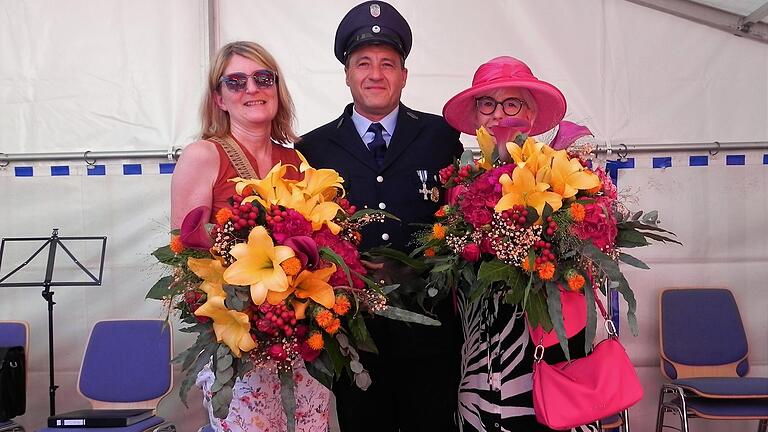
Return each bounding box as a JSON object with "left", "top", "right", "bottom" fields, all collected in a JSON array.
[{"left": 297, "top": 2, "right": 463, "bottom": 431}]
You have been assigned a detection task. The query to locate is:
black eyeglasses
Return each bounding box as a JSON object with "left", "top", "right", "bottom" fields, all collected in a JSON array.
[
  {"left": 475, "top": 96, "right": 527, "bottom": 116},
  {"left": 218, "top": 70, "right": 277, "bottom": 92}
]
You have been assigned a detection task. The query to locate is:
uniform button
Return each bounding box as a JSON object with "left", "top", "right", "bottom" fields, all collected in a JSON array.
[
  {"left": 378, "top": 202, "right": 386, "bottom": 210},
  {"left": 381, "top": 233, "right": 390, "bottom": 241},
  {"left": 494, "top": 423, "right": 500, "bottom": 429},
  {"left": 376, "top": 175, "right": 384, "bottom": 183}
]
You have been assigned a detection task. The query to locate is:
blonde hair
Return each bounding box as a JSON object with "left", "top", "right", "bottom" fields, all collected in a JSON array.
[{"left": 201, "top": 41, "right": 298, "bottom": 144}]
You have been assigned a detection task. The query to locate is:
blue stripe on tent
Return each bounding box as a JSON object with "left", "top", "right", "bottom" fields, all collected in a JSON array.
[
  {"left": 689, "top": 155, "right": 708, "bottom": 166},
  {"left": 123, "top": 164, "right": 142, "bottom": 175},
  {"left": 87, "top": 165, "right": 106, "bottom": 176},
  {"left": 159, "top": 163, "right": 175, "bottom": 174},
  {"left": 605, "top": 158, "right": 635, "bottom": 185},
  {"left": 15, "top": 166, "right": 33, "bottom": 177},
  {"left": 51, "top": 166, "right": 70, "bottom": 176},
  {"left": 653, "top": 157, "right": 672, "bottom": 168},
  {"left": 764, "top": 154, "right": 768, "bottom": 164},
  {"left": 726, "top": 155, "right": 745, "bottom": 166}
]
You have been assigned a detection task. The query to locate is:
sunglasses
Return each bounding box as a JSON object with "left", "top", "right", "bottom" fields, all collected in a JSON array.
[
  {"left": 475, "top": 96, "right": 528, "bottom": 116},
  {"left": 218, "top": 70, "right": 277, "bottom": 92}
]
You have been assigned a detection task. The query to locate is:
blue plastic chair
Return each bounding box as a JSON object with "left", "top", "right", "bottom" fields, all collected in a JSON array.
[
  {"left": 0, "top": 321, "right": 29, "bottom": 432},
  {"left": 36, "top": 320, "right": 176, "bottom": 432},
  {"left": 655, "top": 288, "right": 768, "bottom": 432}
]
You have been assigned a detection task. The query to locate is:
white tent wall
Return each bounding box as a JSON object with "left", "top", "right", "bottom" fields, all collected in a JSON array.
[{"left": 1, "top": 1, "right": 766, "bottom": 432}]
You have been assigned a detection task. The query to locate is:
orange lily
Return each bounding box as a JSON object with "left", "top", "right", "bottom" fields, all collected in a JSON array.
[{"left": 267, "top": 264, "right": 338, "bottom": 319}]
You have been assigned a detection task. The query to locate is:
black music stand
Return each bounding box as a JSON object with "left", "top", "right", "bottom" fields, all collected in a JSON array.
[{"left": 0, "top": 228, "right": 107, "bottom": 416}]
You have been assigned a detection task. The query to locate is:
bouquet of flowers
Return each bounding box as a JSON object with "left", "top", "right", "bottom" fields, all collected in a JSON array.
[
  {"left": 412, "top": 118, "right": 679, "bottom": 356},
  {"left": 147, "top": 155, "right": 437, "bottom": 425}
]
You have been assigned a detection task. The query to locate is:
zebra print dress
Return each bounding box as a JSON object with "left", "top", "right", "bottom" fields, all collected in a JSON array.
[{"left": 457, "top": 290, "right": 598, "bottom": 432}]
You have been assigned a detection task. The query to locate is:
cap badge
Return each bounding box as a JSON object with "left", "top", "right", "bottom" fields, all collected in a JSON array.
[
  {"left": 370, "top": 4, "right": 381, "bottom": 17},
  {"left": 372, "top": 25, "right": 381, "bottom": 33}
]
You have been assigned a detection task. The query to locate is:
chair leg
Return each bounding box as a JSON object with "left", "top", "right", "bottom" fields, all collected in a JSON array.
[
  {"left": 655, "top": 387, "right": 667, "bottom": 432},
  {"left": 757, "top": 419, "right": 767, "bottom": 432},
  {"left": 621, "top": 409, "right": 630, "bottom": 432}
]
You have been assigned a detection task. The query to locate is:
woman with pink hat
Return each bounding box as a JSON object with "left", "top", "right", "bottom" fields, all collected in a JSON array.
[{"left": 442, "top": 56, "right": 596, "bottom": 432}]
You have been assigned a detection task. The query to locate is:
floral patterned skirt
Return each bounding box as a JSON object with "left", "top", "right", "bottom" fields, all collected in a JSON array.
[{"left": 197, "top": 362, "right": 330, "bottom": 432}]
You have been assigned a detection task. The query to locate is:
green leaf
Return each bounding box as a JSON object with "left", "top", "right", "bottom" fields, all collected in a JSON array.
[
  {"left": 525, "top": 289, "right": 552, "bottom": 332},
  {"left": 614, "top": 273, "right": 639, "bottom": 336},
  {"left": 279, "top": 368, "right": 297, "bottom": 432},
  {"left": 366, "top": 247, "right": 429, "bottom": 273},
  {"left": 615, "top": 228, "right": 650, "bottom": 248},
  {"left": 477, "top": 260, "right": 511, "bottom": 284},
  {"left": 618, "top": 252, "right": 650, "bottom": 269},
  {"left": 374, "top": 306, "right": 441, "bottom": 326},
  {"left": 151, "top": 245, "right": 177, "bottom": 264},
  {"left": 349, "top": 315, "right": 379, "bottom": 354},
  {"left": 544, "top": 282, "right": 570, "bottom": 361},
  {"left": 320, "top": 247, "right": 353, "bottom": 287},
  {"left": 146, "top": 275, "right": 174, "bottom": 300},
  {"left": 323, "top": 335, "right": 347, "bottom": 377},
  {"left": 305, "top": 354, "right": 334, "bottom": 390},
  {"left": 584, "top": 282, "right": 598, "bottom": 353}
]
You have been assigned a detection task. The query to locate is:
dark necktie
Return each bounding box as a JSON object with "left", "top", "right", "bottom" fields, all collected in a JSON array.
[{"left": 367, "top": 122, "right": 387, "bottom": 168}]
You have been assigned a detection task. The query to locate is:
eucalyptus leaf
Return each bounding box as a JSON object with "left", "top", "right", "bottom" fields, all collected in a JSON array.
[
  {"left": 211, "top": 384, "right": 233, "bottom": 419},
  {"left": 216, "top": 352, "right": 233, "bottom": 371},
  {"left": 640, "top": 210, "right": 659, "bottom": 224},
  {"left": 323, "top": 335, "right": 347, "bottom": 376},
  {"left": 349, "top": 359, "right": 364, "bottom": 373},
  {"left": 211, "top": 366, "right": 234, "bottom": 393},
  {"left": 460, "top": 149, "right": 475, "bottom": 167},
  {"left": 375, "top": 306, "right": 441, "bottom": 326},
  {"left": 279, "top": 368, "right": 297, "bottom": 432}
]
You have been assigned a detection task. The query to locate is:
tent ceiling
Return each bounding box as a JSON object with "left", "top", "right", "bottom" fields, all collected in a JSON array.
[
  {"left": 692, "top": 0, "right": 768, "bottom": 22},
  {"left": 626, "top": 0, "right": 768, "bottom": 43}
]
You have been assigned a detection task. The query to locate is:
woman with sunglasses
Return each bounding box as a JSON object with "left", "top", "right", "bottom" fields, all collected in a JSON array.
[
  {"left": 442, "top": 56, "right": 596, "bottom": 432},
  {"left": 171, "top": 41, "right": 330, "bottom": 432}
]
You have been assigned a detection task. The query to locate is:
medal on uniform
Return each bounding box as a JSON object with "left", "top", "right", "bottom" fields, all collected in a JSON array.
[{"left": 417, "top": 170, "right": 430, "bottom": 201}]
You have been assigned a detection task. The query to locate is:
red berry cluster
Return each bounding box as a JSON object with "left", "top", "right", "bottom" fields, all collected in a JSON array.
[
  {"left": 501, "top": 205, "right": 530, "bottom": 227},
  {"left": 265, "top": 205, "right": 288, "bottom": 225},
  {"left": 533, "top": 240, "right": 556, "bottom": 266},
  {"left": 252, "top": 302, "right": 297, "bottom": 338},
  {"left": 231, "top": 196, "right": 259, "bottom": 230},
  {"left": 337, "top": 198, "right": 357, "bottom": 215},
  {"left": 438, "top": 164, "right": 456, "bottom": 184},
  {"left": 543, "top": 216, "right": 558, "bottom": 238}
]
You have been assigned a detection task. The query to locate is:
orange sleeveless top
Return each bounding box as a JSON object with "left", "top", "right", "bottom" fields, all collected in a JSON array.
[{"left": 210, "top": 141, "right": 302, "bottom": 223}]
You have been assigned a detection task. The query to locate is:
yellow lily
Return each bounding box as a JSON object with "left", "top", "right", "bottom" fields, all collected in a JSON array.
[
  {"left": 267, "top": 264, "right": 338, "bottom": 319},
  {"left": 547, "top": 150, "right": 601, "bottom": 199},
  {"left": 223, "top": 226, "right": 295, "bottom": 305},
  {"left": 475, "top": 127, "right": 495, "bottom": 170},
  {"left": 507, "top": 137, "right": 555, "bottom": 176},
  {"left": 287, "top": 193, "right": 343, "bottom": 234},
  {"left": 294, "top": 151, "right": 345, "bottom": 201},
  {"left": 234, "top": 162, "right": 295, "bottom": 208},
  {"left": 194, "top": 295, "right": 257, "bottom": 357},
  {"left": 495, "top": 167, "right": 563, "bottom": 223},
  {"left": 187, "top": 257, "right": 227, "bottom": 298}
]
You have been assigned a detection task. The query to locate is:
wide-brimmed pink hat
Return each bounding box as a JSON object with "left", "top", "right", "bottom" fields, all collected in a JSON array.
[{"left": 443, "top": 56, "right": 566, "bottom": 136}]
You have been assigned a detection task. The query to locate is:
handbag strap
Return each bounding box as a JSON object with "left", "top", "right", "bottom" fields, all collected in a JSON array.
[{"left": 208, "top": 135, "right": 259, "bottom": 179}]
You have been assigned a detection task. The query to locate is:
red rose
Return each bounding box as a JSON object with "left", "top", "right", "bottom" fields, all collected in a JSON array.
[
  {"left": 461, "top": 243, "right": 482, "bottom": 262},
  {"left": 571, "top": 198, "right": 617, "bottom": 250}
]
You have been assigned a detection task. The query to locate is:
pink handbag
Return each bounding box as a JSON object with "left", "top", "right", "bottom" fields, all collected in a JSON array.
[{"left": 531, "top": 295, "right": 643, "bottom": 430}]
